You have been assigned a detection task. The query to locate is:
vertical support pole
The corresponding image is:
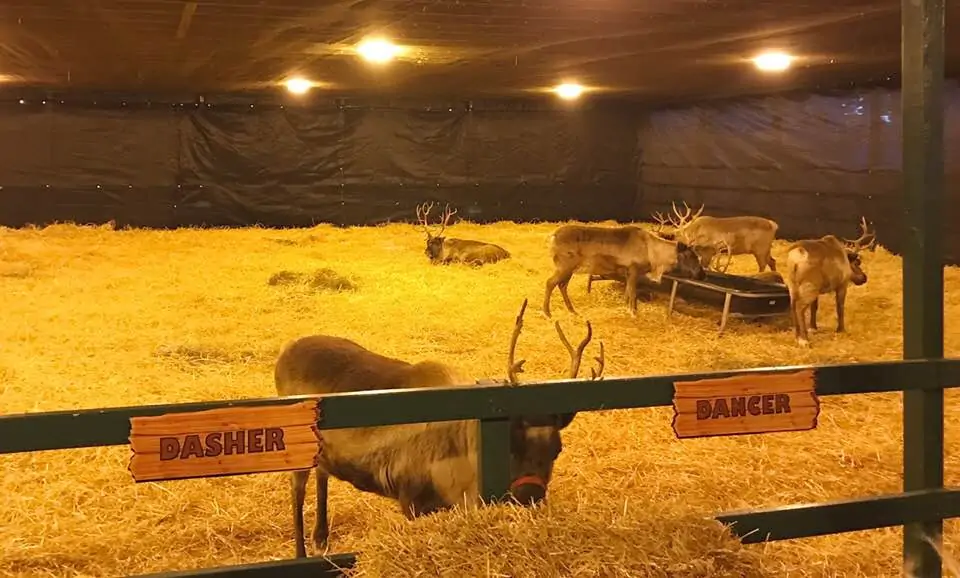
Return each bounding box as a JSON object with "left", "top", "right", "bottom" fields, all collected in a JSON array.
[
  {"left": 477, "top": 418, "right": 512, "bottom": 504},
  {"left": 902, "top": 0, "right": 945, "bottom": 574}
]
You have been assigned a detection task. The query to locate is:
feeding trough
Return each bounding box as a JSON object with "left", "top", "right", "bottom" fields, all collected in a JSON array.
[
  {"left": 660, "top": 271, "right": 791, "bottom": 335},
  {"left": 587, "top": 270, "right": 791, "bottom": 335}
]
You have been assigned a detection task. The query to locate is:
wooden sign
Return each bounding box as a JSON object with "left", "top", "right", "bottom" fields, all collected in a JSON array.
[
  {"left": 128, "top": 400, "right": 322, "bottom": 483},
  {"left": 671, "top": 369, "right": 820, "bottom": 439}
]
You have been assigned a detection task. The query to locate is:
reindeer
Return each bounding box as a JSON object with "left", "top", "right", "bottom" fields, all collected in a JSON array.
[
  {"left": 666, "top": 202, "right": 779, "bottom": 273},
  {"left": 783, "top": 217, "right": 876, "bottom": 347},
  {"left": 415, "top": 202, "right": 511, "bottom": 266},
  {"left": 274, "top": 299, "right": 603, "bottom": 558},
  {"left": 584, "top": 213, "right": 676, "bottom": 295},
  {"left": 543, "top": 223, "right": 705, "bottom": 318}
]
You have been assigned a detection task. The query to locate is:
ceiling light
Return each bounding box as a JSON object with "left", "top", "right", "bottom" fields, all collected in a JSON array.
[
  {"left": 554, "top": 83, "right": 584, "bottom": 100},
  {"left": 752, "top": 51, "right": 794, "bottom": 72},
  {"left": 284, "top": 77, "right": 313, "bottom": 95},
  {"left": 356, "top": 38, "right": 400, "bottom": 64}
]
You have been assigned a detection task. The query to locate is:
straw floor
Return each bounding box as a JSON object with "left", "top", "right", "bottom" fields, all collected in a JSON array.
[{"left": 1, "top": 220, "right": 959, "bottom": 578}]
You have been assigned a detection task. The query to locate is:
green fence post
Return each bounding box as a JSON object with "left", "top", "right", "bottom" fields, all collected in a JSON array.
[
  {"left": 477, "top": 418, "right": 512, "bottom": 504},
  {"left": 901, "top": 0, "right": 946, "bottom": 573}
]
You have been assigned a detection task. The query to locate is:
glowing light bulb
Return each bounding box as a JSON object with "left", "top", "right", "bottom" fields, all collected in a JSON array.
[
  {"left": 752, "top": 51, "right": 794, "bottom": 72},
  {"left": 357, "top": 39, "right": 400, "bottom": 63},
  {"left": 554, "top": 83, "right": 584, "bottom": 100},
  {"left": 285, "top": 77, "right": 313, "bottom": 94}
]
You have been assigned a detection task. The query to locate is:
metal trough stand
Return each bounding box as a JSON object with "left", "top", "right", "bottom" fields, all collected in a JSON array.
[{"left": 665, "top": 274, "right": 790, "bottom": 336}]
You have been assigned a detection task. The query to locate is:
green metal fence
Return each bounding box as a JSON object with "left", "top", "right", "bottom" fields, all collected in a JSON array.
[{"left": 2, "top": 359, "right": 960, "bottom": 577}]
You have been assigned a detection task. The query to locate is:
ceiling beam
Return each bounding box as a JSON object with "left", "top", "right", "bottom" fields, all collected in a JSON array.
[{"left": 176, "top": 2, "right": 198, "bottom": 40}]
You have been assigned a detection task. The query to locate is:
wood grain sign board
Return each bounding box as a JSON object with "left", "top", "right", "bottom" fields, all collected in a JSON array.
[
  {"left": 672, "top": 369, "right": 820, "bottom": 439},
  {"left": 128, "top": 400, "right": 322, "bottom": 483}
]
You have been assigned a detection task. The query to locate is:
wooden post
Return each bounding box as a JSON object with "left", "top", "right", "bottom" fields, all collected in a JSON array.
[{"left": 901, "top": 0, "right": 946, "bottom": 573}]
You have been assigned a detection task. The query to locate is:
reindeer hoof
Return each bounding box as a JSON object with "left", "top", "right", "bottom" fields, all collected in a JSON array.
[
  {"left": 797, "top": 338, "right": 810, "bottom": 348},
  {"left": 313, "top": 532, "right": 329, "bottom": 552},
  {"left": 808, "top": 326, "right": 818, "bottom": 333}
]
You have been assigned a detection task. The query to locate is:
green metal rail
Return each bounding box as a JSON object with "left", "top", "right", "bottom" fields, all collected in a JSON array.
[{"left": 2, "top": 359, "right": 960, "bottom": 577}]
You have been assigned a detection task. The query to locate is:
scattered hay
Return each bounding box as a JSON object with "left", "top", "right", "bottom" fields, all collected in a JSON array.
[
  {"left": 348, "top": 501, "right": 767, "bottom": 578},
  {"left": 265, "top": 234, "right": 322, "bottom": 246},
  {"left": 0, "top": 263, "right": 36, "bottom": 278},
  {"left": 0, "top": 221, "right": 958, "bottom": 577},
  {"left": 154, "top": 344, "right": 265, "bottom": 366},
  {"left": 267, "top": 237, "right": 299, "bottom": 246},
  {"left": 268, "top": 268, "right": 358, "bottom": 292},
  {"left": 267, "top": 270, "right": 302, "bottom": 285}
]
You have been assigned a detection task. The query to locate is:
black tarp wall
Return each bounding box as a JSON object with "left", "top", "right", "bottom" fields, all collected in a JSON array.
[
  {"left": 635, "top": 81, "right": 960, "bottom": 264},
  {"left": 0, "top": 87, "right": 958, "bottom": 264},
  {"left": 0, "top": 97, "right": 642, "bottom": 229}
]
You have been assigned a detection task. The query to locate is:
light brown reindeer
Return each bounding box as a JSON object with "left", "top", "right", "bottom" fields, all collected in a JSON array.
[
  {"left": 667, "top": 201, "right": 779, "bottom": 273},
  {"left": 584, "top": 213, "right": 677, "bottom": 295},
  {"left": 784, "top": 217, "right": 876, "bottom": 347},
  {"left": 415, "top": 202, "right": 511, "bottom": 266},
  {"left": 543, "top": 223, "right": 705, "bottom": 318},
  {"left": 274, "top": 298, "right": 603, "bottom": 558}
]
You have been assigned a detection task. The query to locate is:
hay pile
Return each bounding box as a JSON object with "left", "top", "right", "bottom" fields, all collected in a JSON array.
[{"left": 0, "top": 220, "right": 959, "bottom": 578}]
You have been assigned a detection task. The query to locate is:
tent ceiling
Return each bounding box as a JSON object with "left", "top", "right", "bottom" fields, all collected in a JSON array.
[{"left": 1, "top": 0, "right": 957, "bottom": 102}]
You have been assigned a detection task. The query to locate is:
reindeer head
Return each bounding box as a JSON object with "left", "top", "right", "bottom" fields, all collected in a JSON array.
[
  {"left": 672, "top": 241, "right": 707, "bottom": 281},
  {"left": 841, "top": 216, "right": 876, "bottom": 286},
  {"left": 666, "top": 201, "right": 705, "bottom": 241},
  {"left": 415, "top": 202, "right": 458, "bottom": 263},
  {"left": 502, "top": 298, "right": 603, "bottom": 506}
]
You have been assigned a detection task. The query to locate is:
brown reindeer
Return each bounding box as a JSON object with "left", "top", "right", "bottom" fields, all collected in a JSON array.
[
  {"left": 667, "top": 202, "right": 779, "bottom": 273},
  {"left": 584, "top": 214, "right": 676, "bottom": 295},
  {"left": 783, "top": 217, "right": 876, "bottom": 347},
  {"left": 274, "top": 299, "right": 603, "bottom": 558},
  {"left": 543, "top": 223, "right": 705, "bottom": 318},
  {"left": 415, "top": 202, "right": 511, "bottom": 266}
]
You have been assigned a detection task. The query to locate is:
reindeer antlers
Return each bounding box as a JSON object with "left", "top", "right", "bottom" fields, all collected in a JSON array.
[
  {"left": 554, "top": 320, "right": 605, "bottom": 381},
  {"left": 842, "top": 216, "right": 877, "bottom": 253},
  {"left": 505, "top": 298, "right": 604, "bottom": 386},
  {"left": 414, "top": 201, "right": 458, "bottom": 237},
  {"left": 506, "top": 299, "right": 527, "bottom": 385},
  {"left": 415, "top": 202, "right": 434, "bottom": 235},
  {"left": 651, "top": 211, "right": 670, "bottom": 234},
  {"left": 669, "top": 201, "right": 705, "bottom": 230}
]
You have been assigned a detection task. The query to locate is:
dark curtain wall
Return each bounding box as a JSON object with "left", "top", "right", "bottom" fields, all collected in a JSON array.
[
  {"left": 0, "top": 101, "right": 641, "bottom": 228},
  {"left": 634, "top": 80, "right": 960, "bottom": 264}
]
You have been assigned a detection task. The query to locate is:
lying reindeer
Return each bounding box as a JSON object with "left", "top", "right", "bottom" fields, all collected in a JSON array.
[
  {"left": 544, "top": 222, "right": 705, "bottom": 318},
  {"left": 784, "top": 217, "right": 876, "bottom": 347},
  {"left": 416, "top": 202, "right": 511, "bottom": 266},
  {"left": 274, "top": 298, "right": 603, "bottom": 558},
  {"left": 667, "top": 202, "right": 779, "bottom": 273}
]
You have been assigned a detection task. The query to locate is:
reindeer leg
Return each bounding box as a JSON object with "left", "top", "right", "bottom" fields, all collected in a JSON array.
[
  {"left": 835, "top": 286, "right": 848, "bottom": 333},
  {"left": 767, "top": 255, "right": 778, "bottom": 272},
  {"left": 625, "top": 264, "right": 640, "bottom": 317},
  {"left": 794, "top": 289, "right": 815, "bottom": 347},
  {"left": 291, "top": 470, "right": 311, "bottom": 558},
  {"left": 543, "top": 271, "right": 562, "bottom": 317},
  {"left": 754, "top": 251, "right": 768, "bottom": 273},
  {"left": 556, "top": 271, "right": 578, "bottom": 315},
  {"left": 313, "top": 470, "right": 330, "bottom": 552},
  {"left": 586, "top": 275, "right": 593, "bottom": 294},
  {"left": 809, "top": 297, "right": 819, "bottom": 332}
]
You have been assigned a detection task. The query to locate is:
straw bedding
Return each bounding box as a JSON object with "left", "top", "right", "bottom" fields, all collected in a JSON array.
[{"left": 1, "top": 220, "right": 959, "bottom": 578}]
